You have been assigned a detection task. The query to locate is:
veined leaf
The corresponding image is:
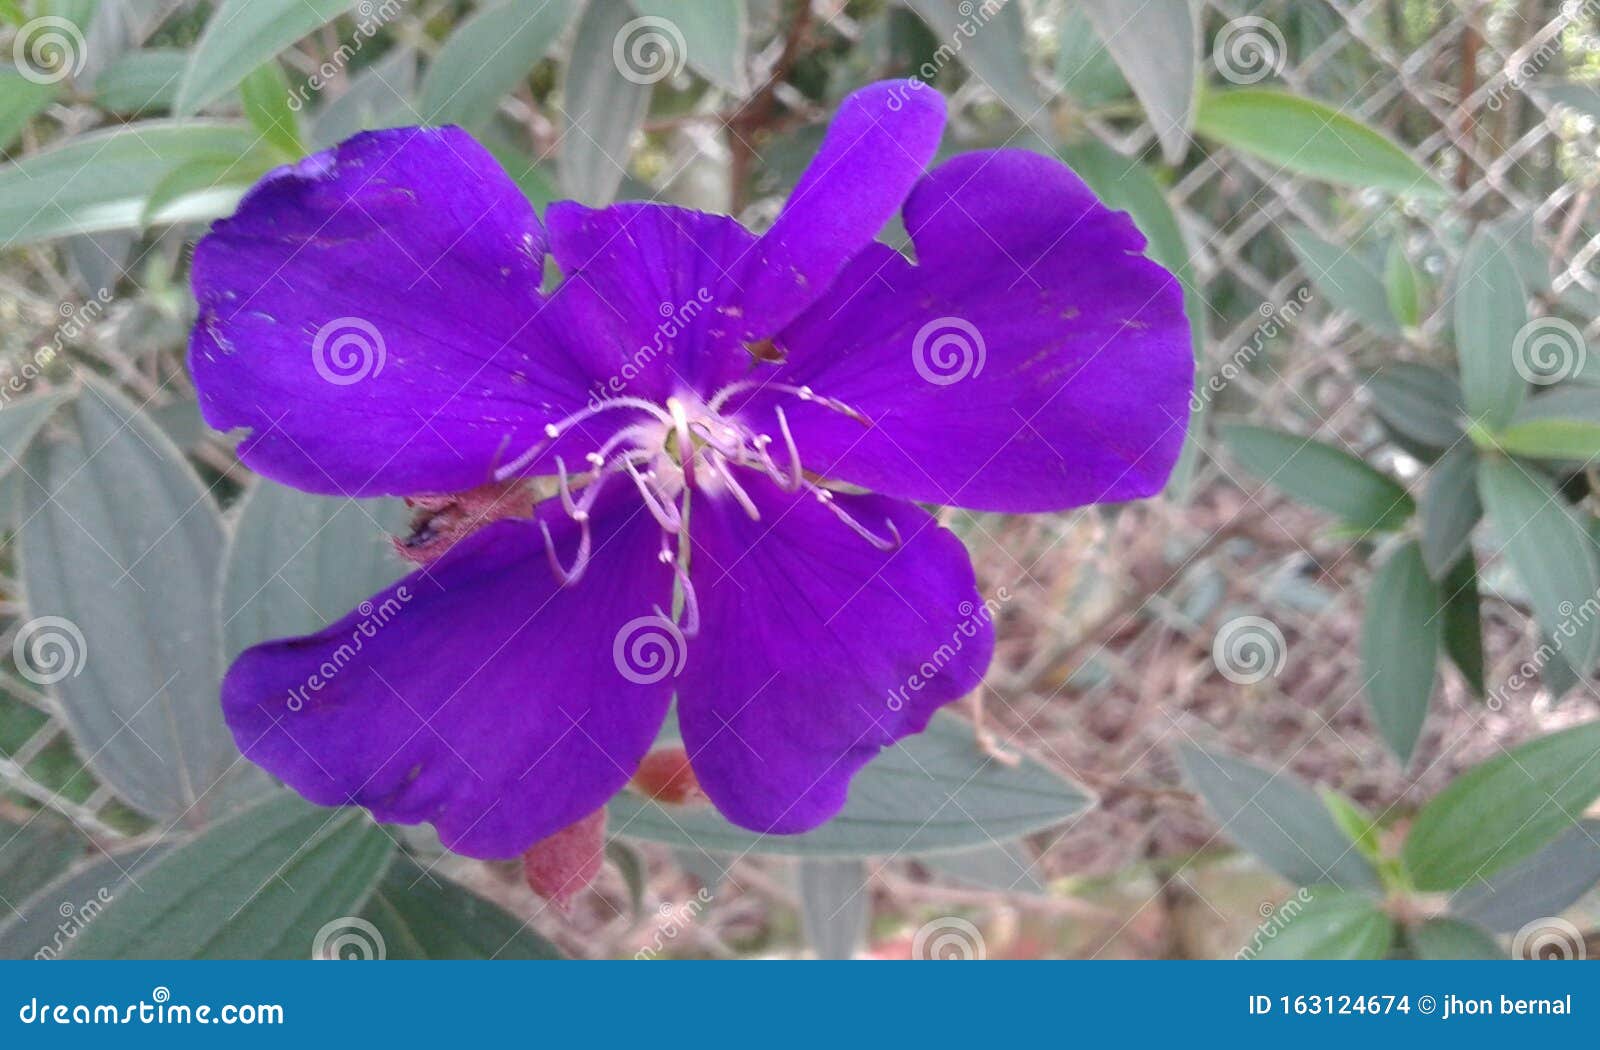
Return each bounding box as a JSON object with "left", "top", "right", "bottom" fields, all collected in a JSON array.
[
  {"left": 1221, "top": 424, "right": 1414, "bottom": 532},
  {"left": 1456, "top": 227, "right": 1529, "bottom": 429},
  {"left": 175, "top": 0, "right": 356, "bottom": 115},
  {"left": 1361, "top": 541, "right": 1440, "bottom": 765},
  {"left": 629, "top": 0, "right": 746, "bottom": 94},
  {"left": 419, "top": 0, "right": 579, "bottom": 128},
  {"left": 360, "top": 857, "right": 563, "bottom": 959},
  {"left": 1076, "top": 0, "right": 1196, "bottom": 162},
  {"left": 560, "top": 0, "right": 652, "bottom": 207}
]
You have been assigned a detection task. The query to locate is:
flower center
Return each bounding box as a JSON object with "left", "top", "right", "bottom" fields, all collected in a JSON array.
[{"left": 494, "top": 380, "right": 897, "bottom": 637}]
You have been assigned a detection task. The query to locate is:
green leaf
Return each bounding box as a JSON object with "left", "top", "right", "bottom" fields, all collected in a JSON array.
[
  {"left": 17, "top": 379, "right": 232, "bottom": 820},
  {"left": 1196, "top": 89, "right": 1445, "bottom": 196},
  {"left": 238, "top": 61, "right": 304, "bottom": 159},
  {"left": 1440, "top": 552, "right": 1486, "bottom": 698},
  {"left": 1320, "top": 792, "right": 1381, "bottom": 864},
  {"left": 1249, "top": 889, "right": 1393, "bottom": 960},
  {"left": 221, "top": 480, "right": 409, "bottom": 660},
  {"left": 0, "top": 843, "right": 174, "bottom": 960},
  {"left": 1495, "top": 418, "right": 1600, "bottom": 462},
  {"left": 605, "top": 840, "right": 647, "bottom": 916},
  {"left": 1452, "top": 820, "right": 1600, "bottom": 933},
  {"left": 1367, "top": 363, "right": 1465, "bottom": 451},
  {"left": 93, "top": 49, "right": 186, "bottom": 114},
  {"left": 0, "top": 68, "right": 58, "bottom": 152},
  {"left": 1076, "top": 0, "right": 1196, "bottom": 162},
  {"left": 1403, "top": 721, "right": 1600, "bottom": 891},
  {"left": 0, "top": 390, "right": 69, "bottom": 482},
  {"left": 629, "top": 0, "right": 746, "bottom": 94},
  {"left": 560, "top": 0, "right": 652, "bottom": 207},
  {"left": 1385, "top": 241, "right": 1423, "bottom": 329},
  {"left": 1408, "top": 918, "right": 1502, "bottom": 959},
  {"left": 1455, "top": 227, "right": 1529, "bottom": 429},
  {"left": 1515, "top": 385, "right": 1600, "bottom": 426},
  {"left": 921, "top": 840, "right": 1045, "bottom": 895},
  {"left": 0, "top": 816, "right": 81, "bottom": 909},
  {"left": 610, "top": 712, "right": 1090, "bottom": 855},
  {"left": 1361, "top": 541, "right": 1440, "bottom": 765},
  {"left": 1283, "top": 225, "right": 1398, "bottom": 334},
  {"left": 360, "top": 857, "right": 563, "bottom": 959},
  {"left": 1221, "top": 424, "right": 1414, "bottom": 531},
  {"left": 175, "top": 0, "right": 356, "bottom": 115},
  {"left": 419, "top": 0, "right": 579, "bottom": 129},
  {"left": 1053, "top": 8, "right": 1128, "bottom": 108},
  {"left": 65, "top": 793, "right": 392, "bottom": 959},
  {"left": 1477, "top": 457, "right": 1600, "bottom": 674},
  {"left": 140, "top": 151, "right": 270, "bottom": 227},
  {"left": 798, "top": 859, "right": 869, "bottom": 960},
  {"left": 1419, "top": 445, "right": 1480, "bottom": 579},
  {"left": 0, "top": 120, "right": 259, "bottom": 246},
  {"left": 904, "top": 0, "right": 1045, "bottom": 131},
  {"left": 1176, "top": 742, "right": 1380, "bottom": 891},
  {"left": 308, "top": 46, "right": 416, "bottom": 149}
]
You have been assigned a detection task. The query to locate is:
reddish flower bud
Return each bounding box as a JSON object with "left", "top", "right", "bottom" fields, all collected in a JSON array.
[
  {"left": 630, "top": 748, "right": 702, "bottom": 804},
  {"left": 521, "top": 807, "right": 606, "bottom": 909}
]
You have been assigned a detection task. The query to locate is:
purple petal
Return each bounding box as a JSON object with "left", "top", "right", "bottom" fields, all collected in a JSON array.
[
  {"left": 545, "top": 201, "right": 758, "bottom": 400},
  {"left": 739, "top": 79, "right": 946, "bottom": 338},
  {"left": 190, "top": 127, "right": 606, "bottom": 497},
  {"left": 221, "top": 488, "right": 673, "bottom": 858},
  {"left": 678, "top": 474, "right": 991, "bottom": 833},
  {"left": 739, "top": 149, "right": 1193, "bottom": 513}
]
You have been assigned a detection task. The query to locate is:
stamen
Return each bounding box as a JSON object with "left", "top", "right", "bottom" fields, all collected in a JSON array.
[
  {"left": 624, "top": 457, "right": 683, "bottom": 532},
  {"left": 539, "top": 515, "right": 592, "bottom": 585},
  {"left": 709, "top": 453, "right": 761, "bottom": 520},
  {"left": 496, "top": 398, "right": 671, "bottom": 481},
  {"left": 812, "top": 486, "right": 902, "bottom": 551}
]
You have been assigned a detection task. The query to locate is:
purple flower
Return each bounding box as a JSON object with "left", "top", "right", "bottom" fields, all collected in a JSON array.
[{"left": 190, "top": 80, "right": 1191, "bottom": 858}]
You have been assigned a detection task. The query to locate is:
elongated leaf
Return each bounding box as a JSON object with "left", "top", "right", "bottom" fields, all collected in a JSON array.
[
  {"left": 0, "top": 816, "right": 81, "bottom": 913},
  {"left": 1419, "top": 445, "right": 1480, "bottom": 579},
  {"left": 1367, "top": 362, "right": 1465, "bottom": 451},
  {"left": 1196, "top": 89, "right": 1444, "bottom": 196},
  {"left": 0, "top": 843, "right": 173, "bottom": 960},
  {"left": 1221, "top": 424, "right": 1414, "bottom": 531},
  {"left": 17, "top": 379, "right": 232, "bottom": 820},
  {"left": 1452, "top": 820, "right": 1600, "bottom": 933},
  {"left": 1516, "top": 385, "right": 1600, "bottom": 426},
  {"left": 1440, "top": 552, "right": 1486, "bottom": 698},
  {"left": 1456, "top": 227, "right": 1529, "bottom": 429},
  {"left": 922, "top": 840, "right": 1045, "bottom": 895},
  {"left": 1077, "top": 0, "right": 1196, "bottom": 162},
  {"left": 221, "top": 480, "right": 409, "bottom": 659},
  {"left": 1054, "top": 8, "right": 1127, "bottom": 107},
  {"left": 1495, "top": 418, "right": 1600, "bottom": 462},
  {"left": 1250, "top": 889, "right": 1393, "bottom": 960},
  {"left": 309, "top": 46, "right": 416, "bottom": 149},
  {"left": 629, "top": 0, "right": 745, "bottom": 93},
  {"left": 1176, "top": 742, "right": 1379, "bottom": 892},
  {"left": 0, "top": 68, "right": 58, "bottom": 152},
  {"left": 610, "top": 712, "right": 1090, "bottom": 855},
  {"left": 360, "top": 857, "right": 563, "bottom": 959},
  {"left": 420, "top": 0, "right": 579, "bottom": 128},
  {"left": 560, "top": 0, "right": 652, "bottom": 207},
  {"left": 94, "top": 48, "right": 186, "bottom": 114},
  {"left": 0, "top": 121, "right": 258, "bottom": 246},
  {"left": 1408, "top": 918, "right": 1502, "bottom": 959},
  {"left": 798, "top": 859, "right": 869, "bottom": 960},
  {"left": 175, "top": 0, "right": 355, "bottom": 115},
  {"left": 1385, "top": 241, "right": 1422, "bottom": 329},
  {"left": 1477, "top": 458, "right": 1600, "bottom": 674},
  {"left": 65, "top": 793, "right": 391, "bottom": 959},
  {"left": 239, "top": 61, "right": 304, "bottom": 159},
  {"left": 1284, "top": 226, "right": 1397, "bottom": 334},
  {"left": 903, "top": 0, "right": 1044, "bottom": 131},
  {"left": 1403, "top": 721, "right": 1600, "bottom": 891},
  {"left": 140, "top": 151, "right": 269, "bottom": 227},
  {"left": 1361, "top": 541, "right": 1440, "bottom": 764},
  {"left": 0, "top": 390, "right": 69, "bottom": 482}
]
